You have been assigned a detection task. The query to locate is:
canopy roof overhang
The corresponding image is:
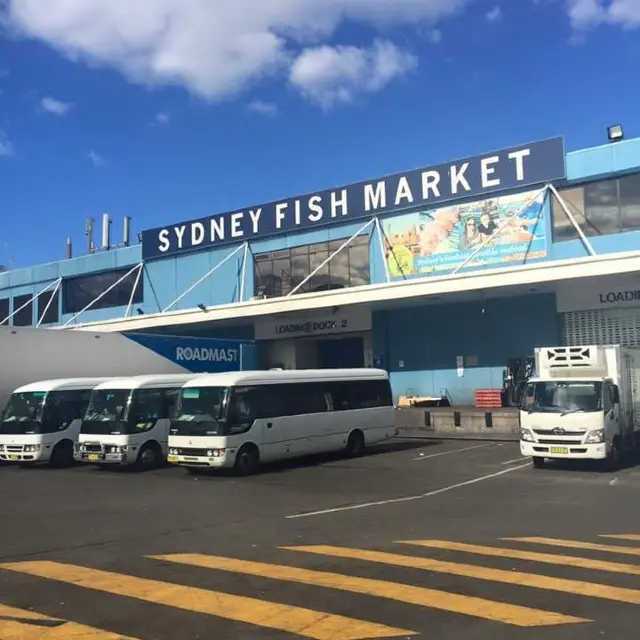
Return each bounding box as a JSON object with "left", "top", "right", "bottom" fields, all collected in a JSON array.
[{"left": 60, "top": 249, "right": 640, "bottom": 334}]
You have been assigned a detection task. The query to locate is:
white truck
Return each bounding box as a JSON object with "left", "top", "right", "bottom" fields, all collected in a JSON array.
[
  {"left": 520, "top": 345, "right": 640, "bottom": 469},
  {"left": 0, "top": 326, "right": 257, "bottom": 412}
]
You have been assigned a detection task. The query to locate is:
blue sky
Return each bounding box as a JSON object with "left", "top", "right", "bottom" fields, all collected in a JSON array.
[{"left": 0, "top": 0, "right": 638, "bottom": 269}]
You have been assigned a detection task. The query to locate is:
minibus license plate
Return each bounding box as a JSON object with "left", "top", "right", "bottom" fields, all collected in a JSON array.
[
  {"left": 9, "top": 454, "right": 19, "bottom": 461},
  {"left": 167, "top": 455, "right": 178, "bottom": 463},
  {"left": 550, "top": 447, "right": 568, "bottom": 455},
  {"left": 88, "top": 454, "right": 100, "bottom": 462}
]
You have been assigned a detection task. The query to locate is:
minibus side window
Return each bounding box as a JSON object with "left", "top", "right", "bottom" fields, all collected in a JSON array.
[
  {"left": 42, "top": 390, "right": 93, "bottom": 433},
  {"left": 226, "top": 386, "right": 261, "bottom": 434},
  {"left": 328, "top": 380, "right": 392, "bottom": 411},
  {"left": 128, "top": 388, "right": 174, "bottom": 432}
]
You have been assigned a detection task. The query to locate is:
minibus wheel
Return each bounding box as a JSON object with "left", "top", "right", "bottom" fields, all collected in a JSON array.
[
  {"left": 136, "top": 442, "right": 162, "bottom": 471},
  {"left": 234, "top": 444, "right": 259, "bottom": 476},
  {"left": 50, "top": 440, "right": 74, "bottom": 468},
  {"left": 345, "top": 430, "right": 365, "bottom": 457}
]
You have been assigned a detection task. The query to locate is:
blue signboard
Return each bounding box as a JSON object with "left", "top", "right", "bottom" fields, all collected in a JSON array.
[
  {"left": 142, "top": 137, "right": 565, "bottom": 260},
  {"left": 125, "top": 333, "right": 257, "bottom": 373}
]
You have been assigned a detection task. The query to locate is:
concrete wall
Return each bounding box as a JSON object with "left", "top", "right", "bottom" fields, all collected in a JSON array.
[{"left": 375, "top": 293, "right": 560, "bottom": 405}]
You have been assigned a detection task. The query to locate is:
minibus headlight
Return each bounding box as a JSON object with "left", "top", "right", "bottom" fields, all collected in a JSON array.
[{"left": 207, "top": 449, "right": 214, "bottom": 457}]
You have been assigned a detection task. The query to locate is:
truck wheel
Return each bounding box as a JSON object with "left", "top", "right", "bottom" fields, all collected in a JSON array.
[
  {"left": 532, "top": 457, "right": 545, "bottom": 469},
  {"left": 50, "top": 441, "right": 74, "bottom": 468},
  {"left": 605, "top": 440, "right": 621, "bottom": 472}
]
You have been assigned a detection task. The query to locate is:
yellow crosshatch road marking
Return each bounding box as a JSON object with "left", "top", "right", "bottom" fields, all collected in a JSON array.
[
  {"left": 152, "top": 552, "right": 586, "bottom": 628},
  {"left": 601, "top": 534, "right": 640, "bottom": 542},
  {"left": 0, "top": 561, "right": 413, "bottom": 640},
  {"left": 0, "top": 603, "right": 141, "bottom": 639},
  {"left": 504, "top": 537, "right": 640, "bottom": 557},
  {"left": 284, "top": 543, "right": 640, "bottom": 607},
  {"left": 400, "top": 540, "right": 640, "bottom": 576}
]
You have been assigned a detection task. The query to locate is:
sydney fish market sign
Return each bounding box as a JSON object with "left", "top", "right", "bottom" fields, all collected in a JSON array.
[{"left": 142, "top": 136, "right": 566, "bottom": 259}]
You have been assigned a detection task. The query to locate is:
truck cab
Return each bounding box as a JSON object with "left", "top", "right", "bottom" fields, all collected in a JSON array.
[{"left": 519, "top": 345, "right": 637, "bottom": 469}]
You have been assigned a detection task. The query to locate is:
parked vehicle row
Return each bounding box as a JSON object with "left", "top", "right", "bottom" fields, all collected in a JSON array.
[{"left": 0, "top": 369, "right": 397, "bottom": 475}]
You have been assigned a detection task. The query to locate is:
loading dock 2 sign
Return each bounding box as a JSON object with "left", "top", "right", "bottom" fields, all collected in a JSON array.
[{"left": 255, "top": 309, "right": 372, "bottom": 340}]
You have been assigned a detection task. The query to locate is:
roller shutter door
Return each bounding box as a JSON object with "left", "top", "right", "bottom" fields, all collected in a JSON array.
[{"left": 561, "top": 308, "right": 640, "bottom": 348}]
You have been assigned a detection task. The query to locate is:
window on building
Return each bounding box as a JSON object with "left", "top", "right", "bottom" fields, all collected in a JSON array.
[
  {"left": 552, "top": 173, "right": 640, "bottom": 241},
  {"left": 37, "top": 289, "right": 60, "bottom": 325},
  {"left": 620, "top": 173, "right": 640, "bottom": 231},
  {"left": 0, "top": 298, "right": 8, "bottom": 325},
  {"left": 12, "top": 294, "right": 33, "bottom": 327},
  {"left": 62, "top": 268, "right": 144, "bottom": 315},
  {"left": 254, "top": 235, "right": 370, "bottom": 298}
]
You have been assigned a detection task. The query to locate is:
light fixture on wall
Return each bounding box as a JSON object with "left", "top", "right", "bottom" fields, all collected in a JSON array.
[
  {"left": 607, "top": 124, "right": 624, "bottom": 143},
  {"left": 198, "top": 303, "right": 208, "bottom": 313},
  {"left": 136, "top": 308, "right": 144, "bottom": 315}
]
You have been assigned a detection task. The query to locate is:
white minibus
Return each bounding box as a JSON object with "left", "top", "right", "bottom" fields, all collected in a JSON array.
[
  {"left": 0, "top": 378, "right": 113, "bottom": 467},
  {"left": 75, "top": 373, "right": 203, "bottom": 470},
  {"left": 168, "top": 368, "right": 397, "bottom": 475}
]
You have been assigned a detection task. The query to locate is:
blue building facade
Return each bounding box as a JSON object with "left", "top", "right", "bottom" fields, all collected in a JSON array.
[{"left": 3, "top": 135, "right": 640, "bottom": 404}]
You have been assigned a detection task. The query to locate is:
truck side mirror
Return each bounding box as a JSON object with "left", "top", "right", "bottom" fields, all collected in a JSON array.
[{"left": 610, "top": 385, "right": 620, "bottom": 405}]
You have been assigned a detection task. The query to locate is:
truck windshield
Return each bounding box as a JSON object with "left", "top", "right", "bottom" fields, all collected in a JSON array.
[
  {"left": 0, "top": 391, "right": 47, "bottom": 434},
  {"left": 171, "top": 387, "right": 228, "bottom": 436},
  {"left": 81, "top": 389, "right": 131, "bottom": 434},
  {"left": 522, "top": 381, "right": 602, "bottom": 414}
]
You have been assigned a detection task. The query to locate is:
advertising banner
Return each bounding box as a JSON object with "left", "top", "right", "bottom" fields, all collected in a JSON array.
[{"left": 383, "top": 188, "right": 547, "bottom": 277}]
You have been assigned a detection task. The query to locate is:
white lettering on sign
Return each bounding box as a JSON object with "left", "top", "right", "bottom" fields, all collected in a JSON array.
[
  {"left": 143, "top": 138, "right": 565, "bottom": 259},
  {"left": 176, "top": 347, "right": 238, "bottom": 363}
]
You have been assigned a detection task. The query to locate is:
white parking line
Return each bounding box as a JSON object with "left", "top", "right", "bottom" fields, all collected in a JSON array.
[
  {"left": 286, "top": 462, "right": 532, "bottom": 519},
  {"left": 412, "top": 443, "right": 494, "bottom": 461},
  {"left": 501, "top": 456, "right": 530, "bottom": 465}
]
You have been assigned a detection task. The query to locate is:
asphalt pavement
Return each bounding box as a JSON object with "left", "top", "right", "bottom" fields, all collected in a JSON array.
[{"left": 1, "top": 438, "right": 640, "bottom": 639}]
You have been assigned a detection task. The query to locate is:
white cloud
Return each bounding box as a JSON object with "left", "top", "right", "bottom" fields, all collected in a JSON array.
[
  {"left": 1, "top": 0, "right": 468, "bottom": 106},
  {"left": 247, "top": 100, "right": 278, "bottom": 117},
  {"left": 88, "top": 150, "right": 105, "bottom": 167},
  {"left": 425, "top": 28, "right": 442, "bottom": 43},
  {"left": 0, "top": 130, "right": 14, "bottom": 156},
  {"left": 567, "top": 0, "right": 640, "bottom": 30},
  {"left": 290, "top": 40, "right": 417, "bottom": 109},
  {"left": 155, "top": 111, "right": 170, "bottom": 124},
  {"left": 40, "top": 96, "right": 72, "bottom": 115},
  {"left": 485, "top": 6, "right": 502, "bottom": 22}
]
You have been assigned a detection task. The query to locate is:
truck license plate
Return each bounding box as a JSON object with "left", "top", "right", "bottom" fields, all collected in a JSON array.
[
  {"left": 167, "top": 455, "right": 178, "bottom": 463},
  {"left": 550, "top": 447, "right": 568, "bottom": 455},
  {"left": 9, "top": 454, "right": 19, "bottom": 461},
  {"left": 88, "top": 454, "right": 100, "bottom": 462}
]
